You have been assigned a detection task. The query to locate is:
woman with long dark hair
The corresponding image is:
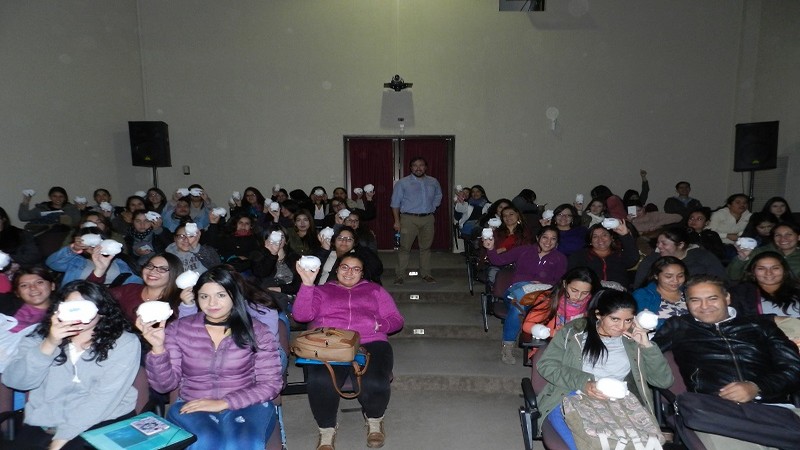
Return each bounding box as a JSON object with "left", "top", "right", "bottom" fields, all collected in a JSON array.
[
  {"left": 633, "top": 256, "right": 688, "bottom": 329},
  {"left": 138, "top": 266, "right": 283, "bottom": 450},
  {"left": 542, "top": 203, "right": 588, "bottom": 257},
  {"left": 727, "top": 221, "right": 800, "bottom": 282},
  {"left": 521, "top": 266, "right": 602, "bottom": 338},
  {"left": 731, "top": 251, "right": 800, "bottom": 318},
  {"left": 761, "top": 196, "right": 796, "bottom": 225},
  {"left": 567, "top": 222, "right": 638, "bottom": 287},
  {"left": 3, "top": 280, "right": 140, "bottom": 450},
  {"left": 1, "top": 266, "right": 57, "bottom": 332},
  {"left": 535, "top": 289, "right": 673, "bottom": 442},
  {"left": 89, "top": 252, "right": 184, "bottom": 324},
  {"left": 633, "top": 225, "right": 724, "bottom": 287},
  {"left": 230, "top": 186, "right": 267, "bottom": 224}
]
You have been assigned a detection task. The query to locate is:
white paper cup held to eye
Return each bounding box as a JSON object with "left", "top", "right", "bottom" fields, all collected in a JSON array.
[
  {"left": 145, "top": 211, "right": 161, "bottom": 222},
  {"left": 736, "top": 237, "right": 758, "bottom": 250},
  {"left": 176, "top": 270, "right": 201, "bottom": 289},
  {"left": 99, "top": 240, "right": 123, "bottom": 256},
  {"left": 575, "top": 194, "right": 584, "bottom": 204},
  {"left": 313, "top": 189, "right": 324, "bottom": 197},
  {"left": 363, "top": 184, "right": 374, "bottom": 193},
  {"left": 273, "top": 184, "right": 281, "bottom": 192},
  {"left": 177, "top": 188, "right": 190, "bottom": 197},
  {"left": 353, "top": 187, "right": 363, "bottom": 195},
  {"left": 74, "top": 196, "right": 87, "bottom": 204},
  {"left": 338, "top": 208, "right": 351, "bottom": 219},
  {"left": 189, "top": 188, "right": 203, "bottom": 197},
  {"left": 232, "top": 191, "right": 241, "bottom": 200},
  {"left": 22, "top": 189, "right": 36, "bottom": 197},
  {"left": 211, "top": 207, "right": 227, "bottom": 217},
  {"left": 488, "top": 217, "right": 501, "bottom": 228},
  {"left": 268, "top": 231, "right": 283, "bottom": 245},
  {"left": 58, "top": 300, "right": 99, "bottom": 324},
  {"left": 481, "top": 228, "right": 494, "bottom": 240},
  {"left": 542, "top": 209, "right": 554, "bottom": 220},
  {"left": 134, "top": 191, "right": 147, "bottom": 198},
  {"left": 80, "top": 234, "right": 102, "bottom": 247},
  {"left": 269, "top": 202, "right": 280, "bottom": 212},
  {"left": 184, "top": 223, "right": 199, "bottom": 236},
  {"left": 99, "top": 202, "right": 114, "bottom": 212}
]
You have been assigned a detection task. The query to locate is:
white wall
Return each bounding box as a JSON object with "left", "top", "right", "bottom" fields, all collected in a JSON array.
[
  {"left": 2, "top": 0, "right": 798, "bottom": 227},
  {"left": 0, "top": 1, "right": 146, "bottom": 224}
]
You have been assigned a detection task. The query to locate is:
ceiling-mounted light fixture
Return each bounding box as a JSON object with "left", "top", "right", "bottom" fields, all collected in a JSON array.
[{"left": 384, "top": 74, "right": 413, "bottom": 92}]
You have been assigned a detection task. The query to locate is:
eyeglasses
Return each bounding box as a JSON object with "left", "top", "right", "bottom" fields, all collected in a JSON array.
[
  {"left": 344, "top": 218, "right": 359, "bottom": 223},
  {"left": 336, "top": 236, "right": 354, "bottom": 242},
  {"left": 143, "top": 263, "right": 170, "bottom": 273},
  {"left": 556, "top": 213, "right": 573, "bottom": 218},
  {"left": 175, "top": 234, "right": 195, "bottom": 241},
  {"left": 338, "top": 264, "right": 363, "bottom": 273}
]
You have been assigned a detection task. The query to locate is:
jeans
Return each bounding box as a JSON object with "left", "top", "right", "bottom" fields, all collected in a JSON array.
[
  {"left": 502, "top": 295, "right": 528, "bottom": 341},
  {"left": 166, "top": 400, "right": 276, "bottom": 450},
  {"left": 545, "top": 399, "right": 578, "bottom": 450},
  {"left": 306, "top": 341, "right": 394, "bottom": 428}
]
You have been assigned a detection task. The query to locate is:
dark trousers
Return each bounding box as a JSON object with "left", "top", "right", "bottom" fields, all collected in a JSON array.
[
  {"left": 10, "top": 410, "right": 135, "bottom": 450},
  {"left": 306, "top": 341, "right": 393, "bottom": 428}
]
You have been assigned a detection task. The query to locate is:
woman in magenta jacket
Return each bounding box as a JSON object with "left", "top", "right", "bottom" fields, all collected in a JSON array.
[
  {"left": 294, "top": 253, "right": 404, "bottom": 449},
  {"left": 138, "top": 266, "right": 283, "bottom": 450}
]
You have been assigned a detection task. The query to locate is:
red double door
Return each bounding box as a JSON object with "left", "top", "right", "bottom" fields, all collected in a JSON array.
[{"left": 345, "top": 136, "right": 454, "bottom": 251}]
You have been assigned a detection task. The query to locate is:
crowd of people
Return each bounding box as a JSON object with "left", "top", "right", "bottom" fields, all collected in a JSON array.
[
  {"left": 0, "top": 182, "right": 401, "bottom": 450},
  {"left": 1, "top": 171, "right": 798, "bottom": 449}
]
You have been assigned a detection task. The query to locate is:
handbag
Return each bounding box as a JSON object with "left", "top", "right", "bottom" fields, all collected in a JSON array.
[
  {"left": 676, "top": 392, "right": 800, "bottom": 449},
  {"left": 562, "top": 392, "right": 664, "bottom": 450},
  {"left": 290, "top": 327, "right": 370, "bottom": 399}
]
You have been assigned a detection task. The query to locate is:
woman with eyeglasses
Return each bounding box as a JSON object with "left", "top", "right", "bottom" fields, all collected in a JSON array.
[
  {"left": 144, "top": 187, "right": 168, "bottom": 214},
  {"left": 294, "top": 253, "right": 404, "bottom": 449},
  {"left": 165, "top": 221, "right": 220, "bottom": 274},
  {"left": 88, "top": 252, "right": 185, "bottom": 324},
  {"left": 285, "top": 209, "right": 321, "bottom": 256},
  {"left": 343, "top": 209, "right": 378, "bottom": 253},
  {"left": 315, "top": 226, "right": 383, "bottom": 284},
  {"left": 541, "top": 203, "right": 588, "bottom": 257}
]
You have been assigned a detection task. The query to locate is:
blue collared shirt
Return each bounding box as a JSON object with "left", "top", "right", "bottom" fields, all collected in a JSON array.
[{"left": 390, "top": 174, "right": 443, "bottom": 214}]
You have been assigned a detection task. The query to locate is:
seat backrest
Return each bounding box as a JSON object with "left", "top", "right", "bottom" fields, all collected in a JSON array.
[
  {"left": 663, "top": 351, "right": 686, "bottom": 395},
  {"left": 529, "top": 342, "right": 550, "bottom": 394},
  {"left": 492, "top": 266, "right": 516, "bottom": 297}
]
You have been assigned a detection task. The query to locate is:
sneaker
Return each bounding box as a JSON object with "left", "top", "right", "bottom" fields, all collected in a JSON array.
[
  {"left": 366, "top": 416, "right": 385, "bottom": 448},
  {"left": 393, "top": 277, "right": 404, "bottom": 285},
  {"left": 422, "top": 275, "right": 436, "bottom": 283},
  {"left": 317, "top": 426, "right": 337, "bottom": 450}
]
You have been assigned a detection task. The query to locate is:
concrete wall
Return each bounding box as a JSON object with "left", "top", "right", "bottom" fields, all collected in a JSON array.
[{"left": 2, "top": 0, "right": 798, "bottom": 227}]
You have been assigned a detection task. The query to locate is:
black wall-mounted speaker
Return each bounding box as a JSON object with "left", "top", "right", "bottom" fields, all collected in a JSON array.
[
  {"left": 129, "top": 121, "right": 171, "bottom": 168},
  {"left": 733, "top": 121, "right": 778, "bottom": 172}
]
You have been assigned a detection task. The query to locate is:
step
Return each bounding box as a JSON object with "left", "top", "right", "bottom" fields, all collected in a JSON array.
[
  {"left": 390, "top": 338, "right": 529, "bottom": 395},
  {"left": 394, "top": 302, "right": 500, "bottom": 340},
  {"left": 279, "top": 389, "right": 542, "bottom": 449}
]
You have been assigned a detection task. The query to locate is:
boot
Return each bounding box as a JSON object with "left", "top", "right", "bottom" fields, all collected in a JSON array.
[
  {"left": 317, "top": 426, "right": 337, "bottom": 450},
  {"left": 366, "top": 416, "right": 385, "bottom": 448},
  {"left": 501, "top": 341, "right": 516, "bottom": 365}
]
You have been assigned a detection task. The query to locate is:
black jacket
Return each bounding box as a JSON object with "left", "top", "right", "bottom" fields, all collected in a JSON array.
[{"left": 653, "top": 313, "right": 800, "bottom": 402}]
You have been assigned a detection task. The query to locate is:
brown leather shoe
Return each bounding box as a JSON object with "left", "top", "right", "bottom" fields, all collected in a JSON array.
[
  {"left": 366, "top": 417, "right": 385, "bottom": 448},
  {"left": 422, "top": 275, "right": 436, "bottom": 283}
]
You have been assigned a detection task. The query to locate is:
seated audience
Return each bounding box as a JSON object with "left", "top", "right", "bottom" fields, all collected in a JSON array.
[
  {"left": 475, "top": 198, "right": 513, "bottom": 237},
  {"left": 139, "top": 266, "right": 283, "bottom": 450},
  {"left": 332, "top": 186, "right": 364, "bottom": 211},
  {"left": 46, "top": 224, "right": 142, "bottom": 286},
  {"left": 88, "top": 188, "right": 120, "bottom": 215},
  {"left": 0, "top": 266, "right": 55, "bottom": 332},
  {"left": 535, "top": 289, "right": 673, "bottom": 441},
  {"left": 0, "top": 206, "right": 41, "bottom": 267},
  {"left": 727, "top": 222, "right": 800, "bottom": 281},
  {"left": 663, "top": 181, "right": 702, "bottom": 219},
  {"left": 568, "top": 222, "right": 638, "bottom": 288},
  {"left": 203, "top": 212, "right": 261, "bottom": 273},
  {"left": 162, "top": 196, "right": 197, "bottom": 232},
  {"left": 708, "top": 193, "right": 752, "bottom": 246},
  {"left": 18, "top": 186, "right": 81, "bottom": 228},
  {"left": 484, "top": 225, "right": 568, "bottom": 364},
  {"left": 542, "top": 203, "right": 587, "bottom": 257},
  {"left": 730, "top": 251, "right": 800, "bottom": 320},
  {"left": 285, "top": 209, "right": 321, "bottom": 256},
  {"left": 294, "top": 254, "right": 404, "bottom": 449},
  {"left": 579, "top": 198, "right": 606, "bottom": 228},
  {"left": 251, "top": 225, "right": 301, "bottom": 297},
  {"left": 144, "top": 187, "right": 168, "bottom": 214},
  {"left": 761, "top": 196, "right": 796, "bottom": 225},
  {"left": 230, "top": 186, "right": 267, "bottom": 226},
  {"left": 315, "top": 226, "right": 383, "bottom": 284},
  {"left": 343, "top": 209, "right": 377, "bottom": 253},
  {"left": 3, "top": 280, "right": 140, "bottom": 450},
  {"left": 123, "top": 210, "right": 172, "bottom": 269},
  {"left": 110, "top": 195, "right": 146, "bottom": 235},
  {"left": 309, "top": 186, "right": 329, "bottom": 223},
  {"left": 590, "top": 185, "right": 626, "bottom": 221},
  {"left": 626, "top": 200, "right": 682, "bottom": 236},
  {"left": 512, "top": 188, "right": 539, "bottom": 217},
  {"left": 454, "top": 185, "right": 490, "bottom": 237},
  {"left": 740, "top": 211, "right": 778, "bottom": 248},
  {"left": 632, "top": 256, "right": 688, "bottom": 329},
  {"left": 653, "top": 275, "right": 800, "bottom": 449},
  {"left": 165, "top": 221, "right": 220, "bottom": 274},
  {"left": 685, "top": 207, "right": 726, "bottom": 261},
  {"left": 89, "top": 252, "right": 185, "bottom": 324},
  {"left": 621, "top": 169, "right": 650, "bottom": 206},
  {"left": 634, "top": 226, "right": 725, "bottom": 287}
]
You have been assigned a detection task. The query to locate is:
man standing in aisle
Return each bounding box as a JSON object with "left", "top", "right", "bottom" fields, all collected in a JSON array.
[{"left": 391, "top": 157, "right": 443, "bottom": 284}]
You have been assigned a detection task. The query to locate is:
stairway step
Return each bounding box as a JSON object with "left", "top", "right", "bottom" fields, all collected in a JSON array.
[
  {"left": 390, "top": 338, "right": 529, "bottom": 395},
  {"left": 393, "top": 302, "right": 501, "bottom": 340}
]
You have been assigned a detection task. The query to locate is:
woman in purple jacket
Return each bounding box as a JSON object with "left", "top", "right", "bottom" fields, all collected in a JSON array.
[
  {"left": 294, "top": 254, "right": 404, "bottom": 450},
  {"left": 138, "top": 266, "right": 283, "bottom": 450}
]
